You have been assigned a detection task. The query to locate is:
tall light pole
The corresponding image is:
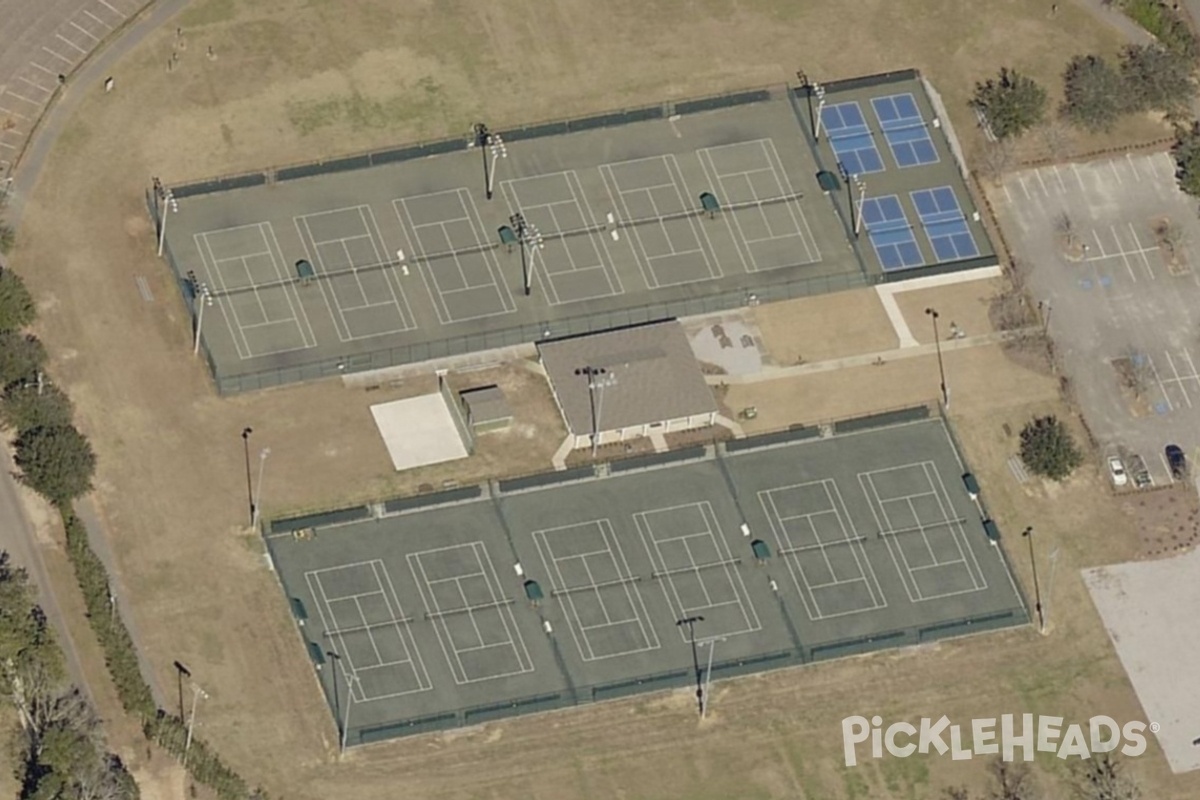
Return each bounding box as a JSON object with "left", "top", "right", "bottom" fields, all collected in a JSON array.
[
  {"left": 676, "top": 615, "right": 705, "bottom": 717},
  {"left": 510, "top": 213, "right": 543, "bottom": 297},
  {"left": 241, "top": 427, "right": 254, "bottom": 525},
  {"left": 192, "top": 281, "right": 212, "bottom": 357},
  {"left": 925, "top": 308, "right": 949, "bottom": 408},
  {"left": 699, "top": 637, "right": 726, "bottom": 720},
  {"left": 251, "top": 447, "right": 271, "bottom": 529},
  {"left": 1022, "top": 526, "right": 1045, "bottom": 634},
  {"left": 474, "top": 123, "right": 492, "bottom": 200},
  {"left": 487, "top": 132, "right": 507, "bottom": 199},
  {"left": 836, "top": 162, "right": 865, "bottom": 239},
  {"left": 183, "top": 682, "right": 208, "bottom": 769},
  {"left": 575, "top": 366, "right": 615, "bottom": 457},
  {"left": 157, "top": 187, "right": 177, "bottom": 257},
  {"left": 173, "top": 660, "right": 190, "bottom": 720},
  {"left": 327, "top": 651, "right": 356, "bottom": 755}
]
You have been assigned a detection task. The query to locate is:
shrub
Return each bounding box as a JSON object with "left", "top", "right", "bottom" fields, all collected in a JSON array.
[
  {"left": 0, "top": 331, "right": 46, "bottom": 389},
  {"left": 971, "top": 68, "right": 1047, "bottom": 140},
  {"left": 13, "top": 425, "right": 95, "bottom": 506},
  {"left": 1, "top": 383, "right": 74, "bottom": 434},
  {"left": 1019, "top": 415, "right": 1083, "bottom": 481},
  {"left": 0, "top": 267, "right": 35, "bottom": 332},
  {"left": 1060, "top": 55, "right": 1127, "bottom": 132}
]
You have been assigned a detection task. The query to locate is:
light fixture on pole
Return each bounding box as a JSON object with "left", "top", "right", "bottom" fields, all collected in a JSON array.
[
  {"left": 241, "top": 427, "right": 254, "bottom": 525},
  {"left": 811, "top": 82, "right": 827, "bottom": 141},
  {"left": 796, "top": 71, "right": 814, "bottom": 139},
  {"left": 698, "top": 636, "right": 726, "bottom": 720},
  {"left": 192, "top": 281, "right": 213, "bottom": 357},
  {"left": 251, "top": 447, "right": 271, "bottom": 529},
  {"left": 852, "top": 174, "right": 866, "bottom": 237},
  {"left": 1022, "top": 526, "right": 1046, "bottom": 633},
  {"left": 183, "top": 682, "right": 208, "bottom": 769},
  {"left": 473, "top": 123, "right": 493, "bottom": 200},
  {"left": 172, "top": 660, "right": 191, "bottom": 720},
  {"left": 925, "top": 308, "right": 949, "bottom": 408},
  {"left": 676, "top": 616, "right": 706, "bottom": 717},
  {"left": 575, "top": 366, "right": 615, "bottom": 457},
  {"left": 836, "top": 162, "right": 865, "bottom": 239},
  {"left": 157, "top": 187, "right": 178, "bottom": 257},
  {"left": 487, "top": 132, "right": 507, "bottom": 200}
]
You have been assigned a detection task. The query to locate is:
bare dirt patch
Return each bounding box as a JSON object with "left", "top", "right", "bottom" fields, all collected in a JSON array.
[
  {"left": 1117, "top": 484, "right": 1200, "bottom": 558},
  {"left": 893, "top": 278, "right": 1002, "bottom": 344},
  {"left": 752, "top": 287, "right": 897, "bottom": 365}
]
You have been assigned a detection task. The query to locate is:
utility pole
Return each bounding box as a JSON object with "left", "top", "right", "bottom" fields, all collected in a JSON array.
[
  {"left": 157, "top": 186, "right": 177, "bottom": 257},
  {"left": 1022, "top": 526, "right": 1045, "bottom": 633},
  {"left": 241, "top": 427, "right": 254, "bottom": 525},
  {"left": 474, "top": 123, "right": 491, "bottom": 199},
  {"left": 925, "top": 308, "right": 949, "bottom": 408},
  {"left": 173, "top": 661, "right": 190, "bottom": 720},
  {"left": 192, "top": 280, "right": 212, "bottom": 356},
  {"left": 251, "top": 447, "right": 271, "bottom": 529},
  {"left": 183, "top": 683, "right": 208, "bottom": 769},
  {"left": 676, "top": 615, "right": 706, "bottom": 717}
]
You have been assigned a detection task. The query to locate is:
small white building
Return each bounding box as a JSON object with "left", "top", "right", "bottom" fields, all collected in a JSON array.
[{"left": 538, "top": 320, "right": 718, "bottom": 450}]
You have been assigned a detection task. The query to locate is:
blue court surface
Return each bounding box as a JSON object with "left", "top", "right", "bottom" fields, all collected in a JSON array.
[
  {"left": 862, "top": 196, "right": 922, "bottom": 271},
  {"left": 911, "top": 187, "right": 979, "bottom": 262},
  {"left": 822, "top": 102, "right": 885, "bottom": 175},
  {"left": 871, "top": 93, "right": 938, "bottom": 168}
]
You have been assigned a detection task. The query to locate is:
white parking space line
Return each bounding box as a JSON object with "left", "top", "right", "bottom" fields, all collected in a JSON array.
[
  {"left": 55, "top": 34, "right": 88, "bottom": 55},
  {"left": 41, "top": 46, "right": 72, "bottom": 64},
  {"left": 83, "top": 10, "right": 112, "bottom": 28},
  {"left": 29, "top": 62, "right": 58, "bottom": 78},
  {"left": 1148, "top": 355, "right": 1174, "bottom": 412},
  {"left": 70, "top": 21, "right": 99, "bottom": 42}
]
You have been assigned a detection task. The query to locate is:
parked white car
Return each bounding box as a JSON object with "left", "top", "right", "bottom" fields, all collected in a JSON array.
[{"left": 1108, "top": 456, "right": 1128, "bottom": 487}]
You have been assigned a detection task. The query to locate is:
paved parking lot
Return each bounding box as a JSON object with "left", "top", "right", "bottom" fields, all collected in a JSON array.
[
  {"left": 0, "top": 0, "right": 146, "bottom": 176},
  {"left": 991, "top": 152, "right": 1200, "bottom": 485}
]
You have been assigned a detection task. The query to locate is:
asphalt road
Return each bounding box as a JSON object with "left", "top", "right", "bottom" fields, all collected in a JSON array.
[{"left": 1, "top": 0, "right": 194, "bottom": 708}]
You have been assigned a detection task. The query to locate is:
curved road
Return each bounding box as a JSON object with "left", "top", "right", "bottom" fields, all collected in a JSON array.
[{"left": 2, "top": 0, "right": 192, "bottom": 709}]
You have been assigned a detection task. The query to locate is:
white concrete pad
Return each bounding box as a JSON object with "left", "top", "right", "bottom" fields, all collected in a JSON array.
[
  {"left": 371, "top": 393, "right": 468, "bottom": 472},
  {"left": 1083, "top": 548, "right": 1200, "bottom": 773}
]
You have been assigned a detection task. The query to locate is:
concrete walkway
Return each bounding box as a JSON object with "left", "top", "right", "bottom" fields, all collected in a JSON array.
[{"left": 707, "top": 327, "right": 1040, "bottom": 385}]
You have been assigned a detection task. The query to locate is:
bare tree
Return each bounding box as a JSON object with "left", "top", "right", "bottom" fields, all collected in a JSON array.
[
  {"left": 1115, "top": 347, "right": 1153, "bottom": 398},
  {"left": 1154, "top": 218, "right": 1188, "bottom": 260},
  {"left": 1055, "top": 211, "right": 1078, "bottom": 249},
  {"left": 1073, "top": 754, "right": 1141, "bottom": 800},
  {"left": 1038, "top": 117, "right": 1075, "bottom": 161},
  {"left": 977, "top": 139, "right": 1016, "bottom": 184},
  {"left": 990, "top": 759, "right": 1038, "bottom": 800}
]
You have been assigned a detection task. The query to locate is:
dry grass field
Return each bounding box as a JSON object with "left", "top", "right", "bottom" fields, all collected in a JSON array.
[{"left": 7, "top": 0, "right": 1197, "bottom": 797}]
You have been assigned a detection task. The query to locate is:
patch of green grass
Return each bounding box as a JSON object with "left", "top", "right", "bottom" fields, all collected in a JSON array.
[
  {"left": 841, "top": 765, "right": 871, "bottom": 800},
  {"left": 879, "top": 754, "right": 931, "bottom": 800},
  {"left": 286, "top": 97, "right": 344, "bottom": 135},
  {"left": 178, "top": 0, "right": 237, "bottom": 28},
  {"left": 287, "top": 80, "right": 447, "bottom": 137}
]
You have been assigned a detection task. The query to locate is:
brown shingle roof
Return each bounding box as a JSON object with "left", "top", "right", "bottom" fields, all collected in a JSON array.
[{"left": 537, "top": 321, "right": 716, "bottom": 435}]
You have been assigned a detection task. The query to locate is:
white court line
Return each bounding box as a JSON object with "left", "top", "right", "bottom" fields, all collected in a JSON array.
[
  {"left": 859, "top": 462, "right": 985, "bottom": 602},
  {"left": 407, "top": 543, "right": 534, "bottom": 685},
  {"left": 757, "top": 479, "right": 885, "bottom": 621},
  {"left": 397, "top": 190, "right": 515, "bottom": 322},
  {"left": 633, "top": 501, "right": 761, "bottom": 638},
  {"left": 500, "top": 171, "right": 617, "bottom": 304},
  {"left": 533, "top": 520, "right": 659, "bottom": 662},
  {"left": 693, "top": 149, "right": 752, "bottom": 273},
  {"left": 197, "top": 223, "right": 313, "bottom": 359},
  {"left": 601, "top": 156, "right": 718, "bottom": 288}
]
